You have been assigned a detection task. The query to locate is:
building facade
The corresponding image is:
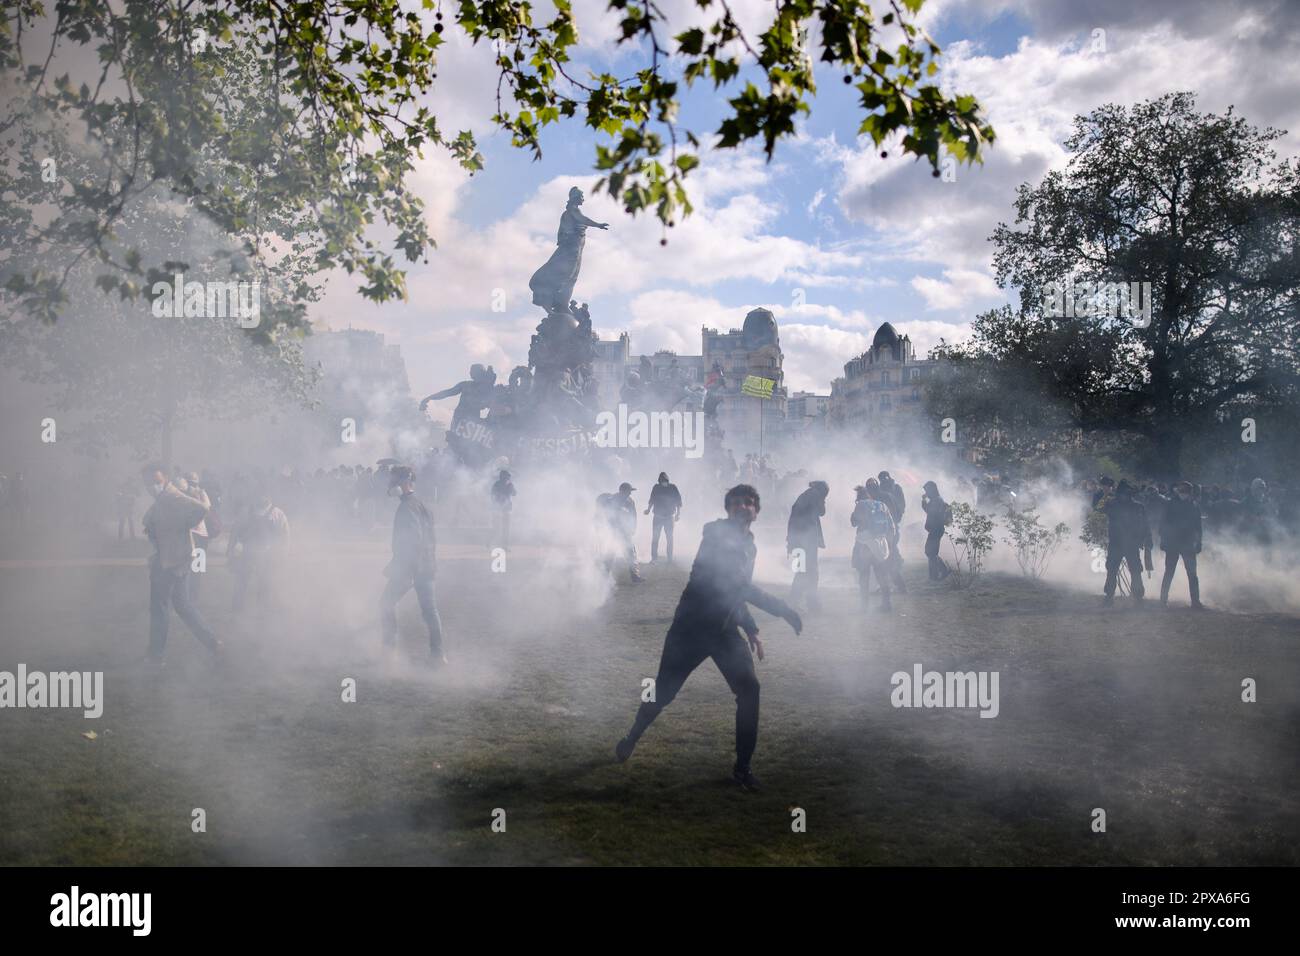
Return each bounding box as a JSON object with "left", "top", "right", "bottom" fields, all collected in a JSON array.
[{"left": 828, "top": 322, "right": 941, "bottom": 433}]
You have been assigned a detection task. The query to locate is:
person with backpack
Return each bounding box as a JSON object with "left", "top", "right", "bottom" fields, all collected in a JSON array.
[
  {"left": 851, "top": 480, "right": 897, "bottom": 611},
  {"left": 597, "top": 482, "right": 644, "bottom": 584},
  {"left": 877, "top": 471, "right": 907, "bottom": 593},
  {"left": 921, "top": 480, "right": 952, "bottom": 582}
]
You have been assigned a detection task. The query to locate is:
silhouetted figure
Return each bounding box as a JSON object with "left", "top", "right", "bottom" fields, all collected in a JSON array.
[
  {"left": 614, "top": 484, "right": 802, "bottom": 792},
  {"left": 380, "top": 466, "right": 446, "bottom": 665},
  {"left": 921, "top": 480, "right": 951, "bottom": 581},
  {"left": 787, "top": 480, "right": 828, "bottom": 611},
  {"left": 645, "top": 472, "right": 682, "bottom": 563},
  {"left": 1103, "top": 480, "right": 1152, "bottom": 606},
  {"left": 490, "top": 469, "right": 516, "bottom": 551},
  {"left": 140, "top": 465, "right": 221, "bottom": 663},
  {"left": 1159, "top": 480, "right": 1203, "bottom": 609},
  {"left": 598, "top": 482, "right": 644, "bottom": 584}
]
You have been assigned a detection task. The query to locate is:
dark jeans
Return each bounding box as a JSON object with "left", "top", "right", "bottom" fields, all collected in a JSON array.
[
  {"left": 381, "top": 572, "right": 444, "bottom": 653},
  {"left": 1104, "top": 548, "right": 1145, "bottom": 598},
  {"left": 924, "top": 529, "right": 949, "bottom": 580},
  {"left": 651, "top": 514, "right": 674, "bottom": 561},
  {"left": 149, "top": 559, "right": 218, "bottom": 658},
  {"left": 789, "top": 542, "right": 821, "bottom": 610},
  {"left": 1160, "top": 549, "right": 1200, "bottom": 603},
  {"left": 626, "top": 625, "right": 760, "bottom": 773}
]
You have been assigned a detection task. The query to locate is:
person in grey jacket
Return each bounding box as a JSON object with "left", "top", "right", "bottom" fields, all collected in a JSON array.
[{"left": 381, "top": 466, "right": 446, "bottom": 665}]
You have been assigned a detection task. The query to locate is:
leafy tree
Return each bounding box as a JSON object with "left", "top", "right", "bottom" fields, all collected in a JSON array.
[
  {"left": 929, "top": 93, "right": 1300, "bottom": 477},
  {"left": 1, "top": 0, "right": 994, "bottom": 322}
]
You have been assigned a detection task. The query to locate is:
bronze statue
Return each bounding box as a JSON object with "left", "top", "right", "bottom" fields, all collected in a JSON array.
[
  {"left": 529, "top": 187, "right": 608, "bottom": 313},
  {"left": 419, "top": 364, "right": 497, "bottom": 427}
]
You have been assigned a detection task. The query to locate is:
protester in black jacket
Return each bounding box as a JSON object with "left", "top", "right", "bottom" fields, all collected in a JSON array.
[
  {"left": 786, "top": 480, "right": 829, "bottom": 611},
  {"left": 644, "top": 472, "right": 683, "bottom": 563},
  {"left": 381, "top": 466, "right": 446, "bottom": 664},
  {"left": 921, "top": 480, "right": 951, "bottom": 581},
  {"left": 615, "top": 484, "right": 802, "bottom": 792},
  {"left": 1103, "top": 480, "right": 1152, "bottom": 605},
  {"left": 1159, "top": 480, "right": 1204, "bottom": 609}
]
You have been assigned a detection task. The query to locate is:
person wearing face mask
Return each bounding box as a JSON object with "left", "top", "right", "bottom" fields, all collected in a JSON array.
[
  {"left": 1159, "top": 480, "right": 1204, "bottom": 609},
  {"left": 644, "top": 471, "right": 682, "bottom": 564},
  {"left": 380, "top": 466, "right": 446, "bottom": 665},
  {"left": 139, "top": 464, "right": 222, "bottom": 663},
  {"left": 614, "top": 484, "right": 803, "bottom": 792}
]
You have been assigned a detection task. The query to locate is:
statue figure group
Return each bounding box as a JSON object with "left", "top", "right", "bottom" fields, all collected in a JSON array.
[{"left": 421, "top": 184, "right": 722, "bottom": 465}]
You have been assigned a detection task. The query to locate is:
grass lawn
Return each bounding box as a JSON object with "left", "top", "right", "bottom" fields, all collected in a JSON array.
[{"left": 1, "top": 536, "right": 1296, "bottom": 865}]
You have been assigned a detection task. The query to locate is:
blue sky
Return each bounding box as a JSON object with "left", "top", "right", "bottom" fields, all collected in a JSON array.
[{"left": 315, "top": 0, "right": 1300, "bottom": 412}]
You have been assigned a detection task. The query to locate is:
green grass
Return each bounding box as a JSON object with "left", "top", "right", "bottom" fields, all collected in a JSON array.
[{"left": 1, "top": 542, "right": 1296, "bottom": 866}]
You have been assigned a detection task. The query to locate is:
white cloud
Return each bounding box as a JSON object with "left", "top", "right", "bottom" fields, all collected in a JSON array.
[{"left": 910, "top": 268, "right": 1002, "bottom": 311}]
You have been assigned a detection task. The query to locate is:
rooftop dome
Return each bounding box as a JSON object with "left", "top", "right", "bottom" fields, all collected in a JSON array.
[
  {"left": 872, "top": 322, "right": 900, "bottom": 352},
  {"left": 742, "top": 307, "right": 778, "bottom": 349}
]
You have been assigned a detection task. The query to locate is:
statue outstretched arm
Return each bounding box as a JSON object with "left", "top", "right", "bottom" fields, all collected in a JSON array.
[
  {"left": 572, "top": 208, "right": 608, "bottom": 230},
  {"left": 420, "top": 381, "right": 466, "bottom": 410}
]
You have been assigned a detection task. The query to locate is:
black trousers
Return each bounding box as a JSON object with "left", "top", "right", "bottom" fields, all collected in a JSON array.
[
  {"left": 1160, "top": 549, "right": 1200, "bottom": 603},
  {"left": 651, "top": 514, "right": 674, "bottom": 561},
  {"left": 381, "top": 572, "right": 444, "bottom": 653},
  {"left": 1104, "top": 548, "right": 1145, "bottom": 597},
  {"left": 924, "top": 529, "right": 948, "bottom": 579},
  {"left": 627, "top": 624, "right": 760, "bottom": 772},
  {"left": 149, "top": 559, "right": 218, "bottom": 658}
]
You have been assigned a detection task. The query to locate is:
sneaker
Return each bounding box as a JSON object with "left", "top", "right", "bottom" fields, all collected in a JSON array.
[
  {"left": 1191, "top": 600, "right": 1205, "bottom": 610},
  {"left": 426, "top": 651, "right": 448, "bottom": 668},
  {"left": 732, "top": 768, "right": 762, "bottom": 792},
  {"left": 615, "top": 736, "right": 636, "bottom": 763},
  {"left": 1102, "top": 595, "right": 1115, "bottom": 607}
]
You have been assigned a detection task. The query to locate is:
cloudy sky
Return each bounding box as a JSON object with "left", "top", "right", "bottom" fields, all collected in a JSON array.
[{"left": 314, "top": 0, "right": 1300, "bottom": 400}]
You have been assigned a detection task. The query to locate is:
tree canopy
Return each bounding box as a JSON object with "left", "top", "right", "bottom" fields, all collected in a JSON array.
[
  {"left": 1, "top": 0, "right": 995, "bottom": 325},
  {"left": 929, "top": 92, "right": 1300, "bottom": 478}
]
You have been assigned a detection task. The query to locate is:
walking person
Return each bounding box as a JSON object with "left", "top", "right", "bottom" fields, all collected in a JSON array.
[
  {"left": 613, "top": 484, "right": 802, "bottom": 791},
  {"left": 598, "top": 482, "right": 645, "bottom": 584},
  {"left": 380, "top": 466, "right": 447, "bottom": 665},
  {"left": 851, "top": 481, "right": 897, "bottom": 611},
  {"left": 645, "top": 471, "right": 682, "bottom": 563},
  {"left": 1103, "top": 480, "right": 1151, "bottom": 606},
  {"left": 140, "top": 465, "right": 222, "bottom": 663},
  {"left": 787, "top": 480, "right": 829, "bottom": 612},
  {"left": 1159, "top": 480, "right": 1204, "bottom": 609},
  {"left": 920, "top": 480, "right": 952, "bottom": 581}
]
